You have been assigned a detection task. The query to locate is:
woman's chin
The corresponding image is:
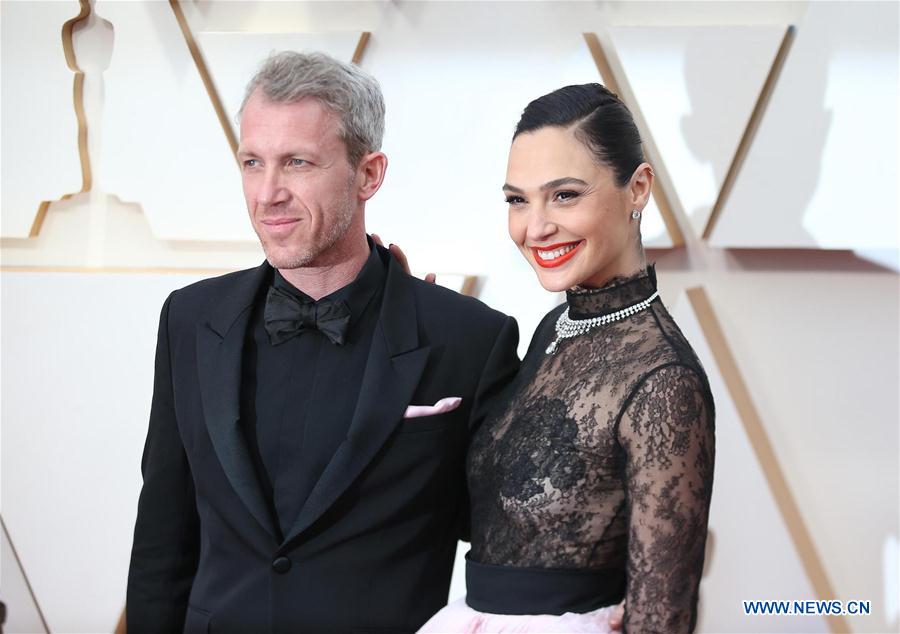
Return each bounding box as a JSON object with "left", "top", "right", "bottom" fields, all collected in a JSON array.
[{"left": 533, "top": 270, "right": 573, "bottom": 294}]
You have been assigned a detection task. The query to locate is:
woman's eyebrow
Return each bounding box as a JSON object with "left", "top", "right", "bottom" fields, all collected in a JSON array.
[{"left": 501, "top": 177, "right": 588, "bottom": 193}]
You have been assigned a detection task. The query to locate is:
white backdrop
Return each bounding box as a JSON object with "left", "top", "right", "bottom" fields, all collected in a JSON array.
[{"left": 2, "top": 2, "right": 898, "bottom": 633}]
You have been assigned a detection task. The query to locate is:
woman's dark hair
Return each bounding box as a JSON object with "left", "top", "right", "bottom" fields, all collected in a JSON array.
[{"left": 513, "top": 83, "right": 644, "bottom": 188}]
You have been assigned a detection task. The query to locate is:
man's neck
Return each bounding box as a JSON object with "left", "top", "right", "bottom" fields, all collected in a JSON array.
[{"left": 277, "top": 234, "right": 371, "bottom": 301}]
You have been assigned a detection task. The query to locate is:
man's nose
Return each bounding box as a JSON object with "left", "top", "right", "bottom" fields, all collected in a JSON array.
[{"left": 258, "top": 168, "right": 290, "bottom": 206}]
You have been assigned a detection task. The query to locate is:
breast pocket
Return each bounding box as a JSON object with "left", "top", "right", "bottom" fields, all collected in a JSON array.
[{"left": 394, "top": 410, "right": 459, "bottom": 435}]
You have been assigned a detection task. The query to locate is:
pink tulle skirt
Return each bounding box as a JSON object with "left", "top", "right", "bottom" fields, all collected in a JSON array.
[{"left": 418, "top": 597, "right": 617, "bottom": 633}]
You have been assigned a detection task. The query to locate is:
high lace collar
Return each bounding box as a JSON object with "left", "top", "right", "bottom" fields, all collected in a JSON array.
[{"left": 566, "top": 265, "right": 658, "bottom": 320}]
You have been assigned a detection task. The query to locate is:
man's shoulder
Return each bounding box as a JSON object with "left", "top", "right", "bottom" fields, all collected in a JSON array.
[
  {"left": 406, "top": 275, "right": 508, "bottom": 327},
  {"left": 165, "top": 264, "right": 266, "bottom": 321},
  {"left": 174, "top": 265, "right": 262, "bottom": 297}
]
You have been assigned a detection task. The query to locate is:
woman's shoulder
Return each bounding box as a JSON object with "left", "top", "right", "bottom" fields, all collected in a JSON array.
[
  {"left": 613, "top": 302, "right": 714, "bottom": 417},
  {"left": 640, "top": 301, "right": 708, "bottom": 374}
]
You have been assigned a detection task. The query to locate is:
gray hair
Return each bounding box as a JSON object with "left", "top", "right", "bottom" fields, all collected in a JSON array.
[{"left": 239, "top": 51, "right": 385, "bottom": 167}]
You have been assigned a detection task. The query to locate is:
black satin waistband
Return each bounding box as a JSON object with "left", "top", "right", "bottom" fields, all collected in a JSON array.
[{"left": 464, "top": 554, "right": 626, "bottom": 616}]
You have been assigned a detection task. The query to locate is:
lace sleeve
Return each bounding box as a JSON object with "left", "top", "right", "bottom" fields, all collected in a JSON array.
[{"left": 616, "top": 364, "right": 715, "bottom": 634}]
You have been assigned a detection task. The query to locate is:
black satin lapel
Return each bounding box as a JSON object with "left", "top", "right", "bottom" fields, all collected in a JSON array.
[
  {"left": 282, "top": 325, "right": 430, "bottom": 544},
  {"left": 197, "top": 311, "right": 277, "bottom": 539}
]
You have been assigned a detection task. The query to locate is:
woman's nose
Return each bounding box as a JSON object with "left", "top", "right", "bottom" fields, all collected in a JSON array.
[{"left": 526, "top": 207, "right": 557, "bottom": 243}]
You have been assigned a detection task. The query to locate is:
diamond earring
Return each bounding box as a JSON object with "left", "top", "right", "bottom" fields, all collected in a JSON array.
[{"left": 631, "top": 209, "right": 641, "bottom": 220}]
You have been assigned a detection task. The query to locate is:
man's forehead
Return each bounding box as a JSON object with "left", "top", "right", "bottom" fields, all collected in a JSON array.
[
  {"left": 239, "top": 97, "right": 343, "bottom": 150},
  {"left": 242, "top": 90, "right": 338, "bottom": 124}
]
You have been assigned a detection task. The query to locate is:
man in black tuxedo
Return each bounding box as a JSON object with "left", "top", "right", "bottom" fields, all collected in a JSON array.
[{"left": 126, "top": 51, "right": 519, "bottom": 633}]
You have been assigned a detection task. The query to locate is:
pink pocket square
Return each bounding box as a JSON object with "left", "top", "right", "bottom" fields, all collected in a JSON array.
[{"left": 403, "top": 397, "right": 462, "bottom": 419}]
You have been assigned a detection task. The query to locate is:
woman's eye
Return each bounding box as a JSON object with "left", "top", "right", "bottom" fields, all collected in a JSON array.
[
  {"left": 243, "top": 159, "right": 259, "bottom": 168},
  {"left": 555, "top": 190, "right": 579, "bottom": 202},
  {"left": 505, "top": 195, "right": 525, "bottom": 205}
]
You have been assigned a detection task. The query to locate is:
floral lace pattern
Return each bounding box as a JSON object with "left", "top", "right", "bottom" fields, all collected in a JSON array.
[{"left": 468, "top": 267, "right": 715, "bottom": 633}]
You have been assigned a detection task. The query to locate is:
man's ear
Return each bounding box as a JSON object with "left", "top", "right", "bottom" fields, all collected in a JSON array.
[{"left": 356, "top": 152, "right": 388, "bottom": 202}]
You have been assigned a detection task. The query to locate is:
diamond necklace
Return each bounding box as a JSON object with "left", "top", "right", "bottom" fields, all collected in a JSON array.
[{"left": 545, "top": 290, "right": 660, "bottom": 355}]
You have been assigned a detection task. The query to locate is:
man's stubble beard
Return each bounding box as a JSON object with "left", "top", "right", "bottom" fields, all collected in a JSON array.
[{"left": 260, "top": 188, "right": 357, "bottom": 270}]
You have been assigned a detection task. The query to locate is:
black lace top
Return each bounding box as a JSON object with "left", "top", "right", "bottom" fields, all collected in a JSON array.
[{"left": 468, "top": 266, "right": 715, "bottom": 633}]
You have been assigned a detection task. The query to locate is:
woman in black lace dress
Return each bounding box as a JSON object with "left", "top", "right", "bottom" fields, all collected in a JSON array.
[{"left": 421, "top": 84, "right": 715, "bottom": 633}]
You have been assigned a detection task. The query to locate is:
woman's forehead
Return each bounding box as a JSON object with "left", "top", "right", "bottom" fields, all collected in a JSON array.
[{"left": 506, "top": 128, "right": 613, "bottom": 186}]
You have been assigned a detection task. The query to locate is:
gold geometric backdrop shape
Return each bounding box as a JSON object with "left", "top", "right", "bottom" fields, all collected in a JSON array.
[{"left": 685, "top": 286, "right": 849, "bottom": 633}]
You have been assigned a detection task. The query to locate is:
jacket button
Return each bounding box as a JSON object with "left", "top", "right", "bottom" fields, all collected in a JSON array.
[{"left": 272, "top": 556, "right": 292, "bottom": 574}]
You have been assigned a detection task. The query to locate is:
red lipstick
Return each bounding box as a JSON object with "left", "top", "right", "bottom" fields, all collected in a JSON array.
[{"left": 531, "top": 241, "right": 583, "bottom": 268}]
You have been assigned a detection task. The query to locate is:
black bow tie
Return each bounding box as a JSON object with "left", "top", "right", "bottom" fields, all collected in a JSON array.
[{"left": 264, "top": 285, "right": 351, "bottom": 346}]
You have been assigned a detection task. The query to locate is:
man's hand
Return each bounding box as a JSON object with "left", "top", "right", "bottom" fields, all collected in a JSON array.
[
  {"left": 609, "top": 599, "right": 625, "bottom": 631},
  {"left": 371, "top": 233, "right": 436, "bottom": 284}
]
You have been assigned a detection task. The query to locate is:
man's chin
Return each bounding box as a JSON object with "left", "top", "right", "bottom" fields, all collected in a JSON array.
[{"left": 264, "top": 248, "right": 315, "bottom": 270}]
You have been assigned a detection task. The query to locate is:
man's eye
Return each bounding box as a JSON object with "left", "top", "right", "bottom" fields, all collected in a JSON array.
[
  {"left": 243, "top": 159, "right": 259, "bottom": 168},
  {"left": 289, "top": 158, "right": 306, "bottom": 167}
]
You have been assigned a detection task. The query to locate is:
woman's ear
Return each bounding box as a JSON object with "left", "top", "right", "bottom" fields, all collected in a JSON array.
[
  {"left": 356, "top": 151, "right": 388, "bottom": 202},
  {"left": 629, "top": 162, "right": 654, "bottom": 211}
]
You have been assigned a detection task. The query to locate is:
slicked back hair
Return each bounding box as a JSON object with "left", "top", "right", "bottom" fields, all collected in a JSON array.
[{"left": 513, "top": 83, "right": 644, "bottom": 188}]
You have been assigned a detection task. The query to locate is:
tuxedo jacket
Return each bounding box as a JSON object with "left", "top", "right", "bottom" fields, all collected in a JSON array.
[{"left": 126, "top": 246, "right": 520, "bottom": 634}]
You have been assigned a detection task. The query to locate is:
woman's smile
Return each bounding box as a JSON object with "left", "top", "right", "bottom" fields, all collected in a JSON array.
[{"left": 531, "top": 240, "right": 583, "bottom": 268}]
